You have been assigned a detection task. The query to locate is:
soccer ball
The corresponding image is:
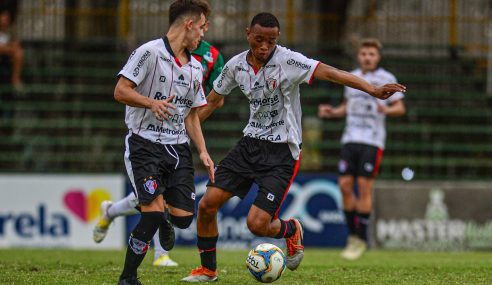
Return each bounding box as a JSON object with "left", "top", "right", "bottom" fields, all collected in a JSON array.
[{"left": 246, "top": 243, "right": 286, "bottom": 283}]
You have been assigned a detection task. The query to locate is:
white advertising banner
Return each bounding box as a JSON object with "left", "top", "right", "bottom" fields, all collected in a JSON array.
[{"left": 0, "top": 175, "right": 125, "bottom": 249}]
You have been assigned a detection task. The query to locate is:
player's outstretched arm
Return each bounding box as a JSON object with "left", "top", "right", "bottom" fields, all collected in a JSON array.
[
  {"left": 114, "top": 76, "right": 176, "bottom": 121},
  {"left": 318, "top": 100, "right": 347, "bottom": 119},
  {"left": 313, "top": 63, "right": 406, "bottom": 100},
  {"left": 197, "top": 90, "right": 225, "bottom": 123},
  {"left": 378, "top": 99, "right": 406, "bottom": 117},
  {"left": 185, "top": 108, "right": 215, "bottom": 182}
]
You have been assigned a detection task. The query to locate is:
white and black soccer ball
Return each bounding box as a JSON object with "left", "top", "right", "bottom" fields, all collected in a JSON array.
[{"left": 246, "top": 243, "right": 286, "bottom": 283}]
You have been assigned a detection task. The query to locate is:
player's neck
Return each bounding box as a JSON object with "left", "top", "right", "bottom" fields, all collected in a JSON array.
[
  {"left": 166, "top": 28, "right": 190, "bottom": 64},
  {"left": 246, "top": 51, "right": 265, "bottom": 71}
]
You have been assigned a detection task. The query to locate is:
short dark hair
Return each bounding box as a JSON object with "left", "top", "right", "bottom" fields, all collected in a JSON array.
[
  {"left": 250, "top": 12, "right": 280, "bottom": 29},
  {"left": 169, "top": 0, "right": 210, "bottom": 26}
]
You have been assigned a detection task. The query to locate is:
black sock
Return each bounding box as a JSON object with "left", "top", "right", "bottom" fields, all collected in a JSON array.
[
  {"left": 197, "top": 235, "right": 218, "bottom": 271},
  {"left": 356, "top": 212, "right": 371, "bottom": 242},
  {"left": 120, "top": 211, "right": 162, "bottom": 279},
  {"left": 344, "top": 210, "right": 357, "bottom": 236},
  {"left": 274, "top": 219, "right": 297, "bottom": 239}
]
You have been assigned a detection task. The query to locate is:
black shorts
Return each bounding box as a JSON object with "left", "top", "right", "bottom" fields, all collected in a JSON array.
[
  {"left": 208, "top": 136, "right": 300, "bottom": 219},
  {"left": 124, "top": 133, "right": 195, "bottom": 212},
  {"left": 338, "top": 143, "right": 383, "bottom": 178}
]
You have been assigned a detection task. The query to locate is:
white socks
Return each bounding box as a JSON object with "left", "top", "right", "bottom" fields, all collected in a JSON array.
[{"left": 107, "top": 192, "right": 140, "bottom": 219}]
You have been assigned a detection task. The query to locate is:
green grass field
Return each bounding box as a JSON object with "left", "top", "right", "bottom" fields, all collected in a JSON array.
[{"left": 1, "top": 247, "right": 491, "bottom": 285}]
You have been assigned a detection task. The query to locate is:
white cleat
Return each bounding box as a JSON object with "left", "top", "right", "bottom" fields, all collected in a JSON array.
[
  {"left": 93, "top": 200, "right": 114, "bottom": 243},
  {"left": 341, "top": 235, "right": 367, "bottom": 260},
  {"left": 153, "top": 253, "right": 178, "bottom": 267}
]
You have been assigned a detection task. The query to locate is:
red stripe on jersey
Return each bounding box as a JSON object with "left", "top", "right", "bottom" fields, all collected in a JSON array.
[
  {"left": 372, "top": 148, "right": 384, "bottom": 177},
  {"left": 309, "top": 62, "right": 321, "bottom": 85},
  {"left": 274, "top": 153, "right": 302, "bottom": 219}
]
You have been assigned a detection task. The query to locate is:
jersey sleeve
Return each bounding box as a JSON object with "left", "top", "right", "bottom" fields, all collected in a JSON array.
[
  {"left": 192, "top": 75, "right": 208, "bottom": 108},
  {"left": 213, "top": 59, "right": 237, "bottom": 96},
  {"left": 386, "top": 73, "right": 405, "bottom": 103},
  {"left": 205, "top": 52, "right": 225, "bottom": 93},
  {"left": 281, "top": 50, "right": 320, "bottom": 85},
  {"left": 118, "top": 45, "right": 155, "bottom": 86}
]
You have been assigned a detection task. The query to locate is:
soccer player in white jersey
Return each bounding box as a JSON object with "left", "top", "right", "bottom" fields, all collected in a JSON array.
[
  {"left": 110, "top": 1, "right": 213, "bottom": 284},
  {"left": 318, "top": 38, "right": 406, "bottom": 260},
  {"left": 182, "top": 13, "right": 406, "bottom": 282},
  {"left": 93, "top": 19, "right": 224, "bottom": 268}
]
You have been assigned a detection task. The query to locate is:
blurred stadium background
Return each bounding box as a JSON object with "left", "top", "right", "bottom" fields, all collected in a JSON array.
[{"left": 1, "top": 0, "right": 491, "bottom": 254}]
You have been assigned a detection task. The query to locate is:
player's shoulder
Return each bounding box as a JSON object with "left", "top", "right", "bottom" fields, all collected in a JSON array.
[
  {"left": 226, "top": 50, "right": 248, "bottom": 65},
  {"left": 190, "top": 56, "right": 204, "bottom": 71},
  {"left": 350, "top": 68, "right": 362, "bottom": 76},
  {"left": 137, "top": 38, "right": 164, "bottom": 51},
  {"left": 274, "top": 45, "right": 303, "bottom": 60},
  {"left": 375, "top": 67, "right": 397, "bottom": 81}
]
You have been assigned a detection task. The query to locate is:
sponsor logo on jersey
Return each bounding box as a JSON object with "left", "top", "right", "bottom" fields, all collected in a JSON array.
[
  {"left": 249, "top": 120, "right": 285, "bottom": 130},
  {"left": 143, "top": 178, "right": 157, "bottom": 195},
  {"left": 133, "top": 50, "right": 151, "bottom": 77},
  {"left": 159, "top": 56, "right": 172, "bottom": 63},
  {"left": 287, "top": 58, "right": 311, "bottom": 70},
  {"left": 251, "top": 81, "right": 264, "bottom": 92},
  {"left": 246, "top": 133, "right": 282, "bottom": 142},
  {"left": 265, "top": 64, "right": 277, "bottom": 68},
  {"left": 249, "top": 94, "right": 280, "bottom": 107},
  {"left": 237, "top": 66, "right": 248, "bottom": 72},
  {"left": 159, "top": 76, "right": 166, "bottom": 82},
  {"left": 146, "top": 124, "right": 187, "bottom": 135},
  {"left": 174, "top": 74, "right": 190, "bottom": 88},
  {"left": 266, "top": 78, "right": 277, "bottom": 92},
  {"left": 253, "top": 110, "right": 279, "bottom": 120},
  {"left": 216, "top": 66, "right": 229, "bottom": 88}
]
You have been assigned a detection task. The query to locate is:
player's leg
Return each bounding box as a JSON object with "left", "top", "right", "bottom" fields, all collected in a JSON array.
[
  {"left": 345, "top": 144, "right": 383, "bottom": 260},
  {"left": 337, "top": 144, "right": 360, "bottom": 259},
  {"left": 182, "top": 186, "right": 234, "bottom": 282},
  {"left": 93, "top": 192, "right": 139, "bottom": 243},
  {"left": 249, "top": 142, "right": 303, "bottom": 271},
  {"left": 118, "top": 133, "right": 168, "bottom": 284}
]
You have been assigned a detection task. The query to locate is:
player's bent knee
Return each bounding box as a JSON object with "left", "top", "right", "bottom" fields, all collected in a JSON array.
[
  {"left": 170, "top": 214, "right": 193, "bottom": 229},
  {"left": 246, "top": 217, "right": 268, "bottom": 237},
  {"left": 198, "top": 198, "right": 218, "bottom": 216}
]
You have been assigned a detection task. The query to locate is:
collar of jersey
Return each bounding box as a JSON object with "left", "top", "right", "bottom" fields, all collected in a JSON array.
[
  {"left": 246, "top": 46, "right": 277, "bottom": 74},
  {"left": 163, "top": 36, "right": 192, "bottom": 67}
]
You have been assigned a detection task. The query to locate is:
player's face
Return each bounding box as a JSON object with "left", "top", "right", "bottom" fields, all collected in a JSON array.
[
  {"left": 246, "top": 24, "right": 279, "bottom": 62},
  {"left": 357, "top": 47, "right": 381, "bottom": 72},
  {"left": 185, "top": 13, "right": 207, "bottom": 51}
]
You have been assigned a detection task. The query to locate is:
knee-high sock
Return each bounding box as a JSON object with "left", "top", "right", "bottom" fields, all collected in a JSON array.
[
  {"left": 120, "top": 212, "right": 161, "bottom": 279},
  {"left": 356, "top": 212, "right": 371, "bottom": 242},
  {"left": 108, "top": 192, "right": 139, "bottom": 219},
  {"left": 197, "top": 236, "right": 218, "bottom": 271}
]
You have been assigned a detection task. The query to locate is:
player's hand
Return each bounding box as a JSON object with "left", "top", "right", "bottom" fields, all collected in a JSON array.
[
  {"left": 200, "top": 151, "right": 215, "bottom": 183},
  {"left": 318, "top": 104, "right": 334, "bottom": 118},
  {"left": 371, "top": 84, "right": 406, "bottom": 100},
  {"left": 150, "top": 95, "right": 176, "bottom": 121},
  {"left": 377, "top": 104, "right": 388, "bottom": 114}
]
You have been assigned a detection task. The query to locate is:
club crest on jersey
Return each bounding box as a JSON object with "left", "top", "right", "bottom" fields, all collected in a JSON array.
[
  {"left": 204, "top": 51, "right": 213, "bottom": 63},
  {"left": 266, "top": 78, "right": 278, "bottom": 92},
  {"left": 143, "top": 178, "right": 157, "bottom": 195},
  {"left": 193, "top": 79, "right": 201, "bottom": 94}
]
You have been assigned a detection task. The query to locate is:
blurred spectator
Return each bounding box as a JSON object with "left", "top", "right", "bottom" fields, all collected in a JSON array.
[{"left": 0, "top": 1, "right": 23, "bottom": 91}]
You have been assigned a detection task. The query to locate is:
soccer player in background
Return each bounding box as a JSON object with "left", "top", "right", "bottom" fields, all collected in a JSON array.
[
  {"left": 318, "top": 38, "right": 406, "bottom": 260},
  {"left": 93, "top": 19, "right": 225, "bottom": 267},
  {"left": 111, "top": 1, "right": 214, "bottom": 284},
  {"left": 182, "top": 13, "right": 406, "bottom": 282}
]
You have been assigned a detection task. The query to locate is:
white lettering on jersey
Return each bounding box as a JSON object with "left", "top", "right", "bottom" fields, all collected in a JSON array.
[
  {"left": 341, "top": 68, "right": 405, "bottom": 149},
  {"left": 213, "top": 45, "right": 319, "bottom": 160},
  {"left": 118, "top": 38, "right": 207, "bottom": 145}
]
